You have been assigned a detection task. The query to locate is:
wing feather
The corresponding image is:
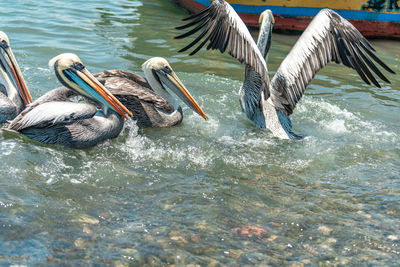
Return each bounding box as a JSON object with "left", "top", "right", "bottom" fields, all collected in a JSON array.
[
  {"left": 7, "top": 102, "right": 97, "bottom": 131},
  {"left": 175, "top": 0, "right": 269, "bottom": 89},
  {"left": 270, "top": 9, "right": 395, "bottom": 115},
  {"left": 94, "top": 70, "right": 175, "bottom": 113}
]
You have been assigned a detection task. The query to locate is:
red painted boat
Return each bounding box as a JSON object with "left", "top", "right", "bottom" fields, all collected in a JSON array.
[{"left": 176, "top": 0, "right": 400, "bottom": 39}]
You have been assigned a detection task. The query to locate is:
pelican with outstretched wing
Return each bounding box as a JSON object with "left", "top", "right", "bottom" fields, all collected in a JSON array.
[
  {"left": 175, "top": 0, "right": 395, "bottom": 139},
  {"left": 4, "top": 53, "right": 133, "bottom": 148},
  {"left": 0, "top": 31, "right": 32, "bottom": 123}
]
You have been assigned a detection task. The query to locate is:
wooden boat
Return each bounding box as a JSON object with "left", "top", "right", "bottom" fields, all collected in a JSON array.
[{"left": 176, "top": 0, "right": 400, "bottom": 38}]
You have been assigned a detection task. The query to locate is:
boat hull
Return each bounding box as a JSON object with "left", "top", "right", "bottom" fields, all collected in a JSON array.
[{"left": 177, "top": 0, "right": 400, "bottom": 38}]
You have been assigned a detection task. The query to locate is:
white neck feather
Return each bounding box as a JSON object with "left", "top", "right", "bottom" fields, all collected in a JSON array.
[{"left": 143, "top": 67, "right": 178, "bottom": 110}]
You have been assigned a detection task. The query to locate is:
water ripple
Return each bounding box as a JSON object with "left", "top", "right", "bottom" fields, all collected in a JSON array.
[{"left": 0, "top": 0, "right": 399, "bottom": 265}]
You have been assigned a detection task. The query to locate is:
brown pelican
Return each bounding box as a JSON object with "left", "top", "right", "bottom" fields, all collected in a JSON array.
[
  {"left": 4, "top": 53, "right": 133, "bottom": 148},
  {"left": 94, "top": 57, "right": 208, "bottom": 127},
  {"left": 0, "top": 31, "right": 32, "bottom": 123},
  {"left": 175, "top": 0, "right": 395, "bottom": 139}
]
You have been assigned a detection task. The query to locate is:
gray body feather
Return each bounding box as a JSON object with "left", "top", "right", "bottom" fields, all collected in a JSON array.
[
  {"left": 5, "top": 86, "right": 124, "bottom": 148},
  {"left": 19, "top": 111, "right": 123, "bottom": 149},
  {"left": 95, "top": 70, "right": 183, "bottom": 127}
]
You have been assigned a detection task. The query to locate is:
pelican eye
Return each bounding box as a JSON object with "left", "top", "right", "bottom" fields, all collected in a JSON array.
[
  {"left": 72, "top": 62, "right": 85, "bottom": 71},
  {"left": 0, "top": 40, "right": 8, "bottom": 49},
  {"left": 162, "top": 66, "right": 172, "bottom": 74}
]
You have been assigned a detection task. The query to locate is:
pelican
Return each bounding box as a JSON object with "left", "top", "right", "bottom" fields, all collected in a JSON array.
[
  {"left": 4, "top": 53, "right": 133, "bottom": 148},
  {"left": 175, "top": 0, "right": 395, "bottom": 139},
  {"left": 93, "top": 57, "right": 208, "bottom": 127},
  {"left": 0, "top": 31, "right": 32, "bottom": 123}
]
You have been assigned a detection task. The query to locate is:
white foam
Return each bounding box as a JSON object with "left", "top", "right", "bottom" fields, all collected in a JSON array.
[
  {"left": 0, "top": 141, "right": 16, "bottom": 156},
  {"left": 70, "top": 179, "right": 82, "bottom": 184},
  {"left": 324, "top": 119, "right": 348, "bottom": 133},
  {"left": 298, "top": 97, "right": 355, "bottom": 119},
  {"left": 218, "top": 134, "right": 275, "bottom": 147},
  {"left": 296, "top": 97, "right": 398, "bottom": 142}
]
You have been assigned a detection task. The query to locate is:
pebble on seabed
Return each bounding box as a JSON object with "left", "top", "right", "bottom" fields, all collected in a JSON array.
[
  {"left": 317, "top": 225, "right": 332, "bottom": 236},
  {"left": 169, "top": 230, "right": 188, "bottom": 243},
  {"left": 71, "top": 214, "right": 99, "bottom": 225},
  {"left": 232, "top": 225, "right": 269, "bottom": 239}
]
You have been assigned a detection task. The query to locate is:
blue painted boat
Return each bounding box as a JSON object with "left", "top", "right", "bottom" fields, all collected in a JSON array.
[{"left": 177, "top": 0, "right": 400, "bottom": 38}]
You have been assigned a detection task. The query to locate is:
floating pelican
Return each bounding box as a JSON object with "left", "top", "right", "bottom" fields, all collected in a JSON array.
[
  {"left": 94, "top": 57, "right": 208, "bottom": 127},
  {"left": 175, "top": 0, "right": 395, "bottom": 139},
  {"left": 5, "top": 53, "right": 132, "bottom": 148},
  {"left": 0, "top": 31, "right": 32, "bottom": 123}
]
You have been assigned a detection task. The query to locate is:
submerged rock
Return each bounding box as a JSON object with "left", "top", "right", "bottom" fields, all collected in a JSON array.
[
  {"left": 72, "top": 214, "right": 99, "bottom": 225},
  {"left": 82, "top": 225, "right": 93, "bottom": 235},
  {"left": 232, "top": 225, "right": 269, "bottom": 239},
  {"left": 74, "top": 238, "right": 86, "bottom": 249},
  {"left": 317, "top": 225, "right": 332, "bottom": 236},
  {"left": 226, "top": 249, "right": 242, "bottom": 259},
  {"left": 169, "top": 230, "right": 188, "bottom": 243},
  {"left": 190, "top": 233, "right": 201, "bottom": 243}
]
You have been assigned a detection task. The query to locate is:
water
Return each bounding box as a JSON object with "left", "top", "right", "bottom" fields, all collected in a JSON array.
[{"left": 0, "top": 0, "right": 399, "bottom": 265}]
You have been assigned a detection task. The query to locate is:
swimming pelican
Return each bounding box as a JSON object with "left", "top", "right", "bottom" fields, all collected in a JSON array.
[
  {"left": 175, "top": 0, "right": 395, "bottom": 139},
  {"left": 0, "top": 31, "right": 32, "bottom": 123},
  {"left": 93, "top": 57, "right": 208, "bottom": 127},
  {"left": 4, "top": 53, "right": 133, "bottom": 148}
]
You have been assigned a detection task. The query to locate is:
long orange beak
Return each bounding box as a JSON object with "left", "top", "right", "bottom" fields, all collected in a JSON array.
[
  {"left": 157, "top": 69, "right": 208, "bottom": 120},
  {"left": 0, "top": 46, "right": 32, "bottom": 105},
  {"left": 75, "top": 68, "right": 133, "bottom": 119},
  {"left": 168, "top": 71, "right": 208, "bottom": 120}
]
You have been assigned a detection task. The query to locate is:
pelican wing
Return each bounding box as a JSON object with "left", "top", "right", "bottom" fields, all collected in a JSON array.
[
  {"left": 270, "top": 9, "right": 395, "bottom": 115},
  {"left": 19, "top": 113, "right": 123, "bottom": 149},
  {"left": 7, "top": 101, "right": 97, "bottom": 131},
  {"left": 95, "top": 70, "right": 150, "bottom": 89},
  {"left": 95, "top": 70, "right": 174, "bottom": 113},
  {"left": 175, "top": 0, "right": 269, "bottom": 89}
]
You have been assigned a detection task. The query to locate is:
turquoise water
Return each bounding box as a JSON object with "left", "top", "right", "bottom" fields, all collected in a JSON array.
[{"left": 0, "top": 0, "right": 399, "bottom": 265}]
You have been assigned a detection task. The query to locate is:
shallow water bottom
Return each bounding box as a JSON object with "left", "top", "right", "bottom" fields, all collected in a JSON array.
[{"left": 1, "top": 0, "right": 400, "bottom": 265}]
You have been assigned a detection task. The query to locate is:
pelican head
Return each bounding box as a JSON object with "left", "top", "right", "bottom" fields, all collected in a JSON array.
[
  {"left": 0, "top": 31, "right": 32, "bottom": 106},
  {"left": 258, "top": 10, "right": 275, "bottom": 59},
  {"left": 142, "top": 57, "right": 207, "bottom": 120},
  {"left": 49, "top": 53, "right": 133, "bottom": 119}
]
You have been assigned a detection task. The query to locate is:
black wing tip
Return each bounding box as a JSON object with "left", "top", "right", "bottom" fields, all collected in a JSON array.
[
  {"left": 188, "top": 44, "right": 206, "bottom": 55},
  {"left": 175, "top": 25, "right": 186, "bottom": 30},
  {"left": 174, "top": 34, "right": 185, "bottom": 39},
  {"left": 378, "top": 71, "right": 392, "bottom": 84},
  {"left": 174, "top": 31, "right": 195, "bottom": 39},
  {"left": 182, "top": 16, "right": 193, "bottom": 21},
  {"left": 177, "top": 47, "right": 187, "bottom": 53}
]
